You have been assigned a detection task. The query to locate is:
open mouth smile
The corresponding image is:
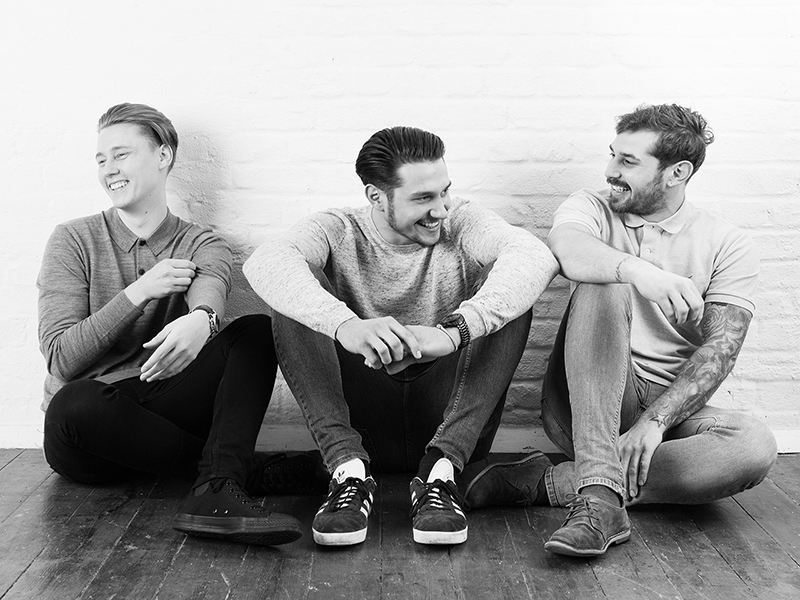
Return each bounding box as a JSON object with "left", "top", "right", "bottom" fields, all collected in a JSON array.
[{"left": 109, "top": 180, "right": 129, "bottom": 191}]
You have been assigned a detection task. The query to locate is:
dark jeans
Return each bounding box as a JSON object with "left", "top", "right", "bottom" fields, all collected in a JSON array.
[
  {"left": 540, "top": 283, "right": 777, "bottom": 506},
  {"left": 43, "top": 314, "right": 278, "bottom": 489},
  {"left": 272, "top": 268, "right": 532, "bottom": 474}
]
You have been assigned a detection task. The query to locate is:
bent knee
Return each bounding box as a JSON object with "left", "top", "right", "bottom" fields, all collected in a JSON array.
[
  {"left": 46, "top": 379, "right": 110, "bottom": 425},
  {"left": 740, "top": 418, "right": 778, "bottom": 486}
]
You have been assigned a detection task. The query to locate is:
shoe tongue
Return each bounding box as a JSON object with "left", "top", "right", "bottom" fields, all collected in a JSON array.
[
  {"left": 427, "top": 458, "right": 454, "bottom": 483},
  {"left": 333, "top": 458, "right": 365, "bottom": 483}
]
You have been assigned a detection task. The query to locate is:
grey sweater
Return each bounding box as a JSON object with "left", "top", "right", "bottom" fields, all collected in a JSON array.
[
  {"left": 37, "top": 208, "right": 232, "bottom": 410},
  {"left": 243, "top": 198, "right": 558, "bottom": 339}
]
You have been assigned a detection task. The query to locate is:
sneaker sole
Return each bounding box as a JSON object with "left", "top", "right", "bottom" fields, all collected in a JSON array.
[
  {"left": 412, "top": 526, "right": 468, "bottom": 545},
  {"left": 312, "top": 526, "right": 368, "bottom": 546},
  {"left": 543, "top": 529, "right": 631, "bottom": 557},
  {"left": 463, "top": 451, "right": 546, "bottom": 501},
  {"left": 173, "top": 514, "right": 302, "bottom": 546}
]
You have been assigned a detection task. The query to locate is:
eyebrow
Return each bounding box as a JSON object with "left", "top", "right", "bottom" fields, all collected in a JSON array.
[
  {"left": 408, "top": 181, "right": 452, "bottom": 198},
  {"left": 95, "top": 145, "right": 131, "bottom": 159},
  {"left": 609, "top": 145, "right": 640, "bottom": 162}
]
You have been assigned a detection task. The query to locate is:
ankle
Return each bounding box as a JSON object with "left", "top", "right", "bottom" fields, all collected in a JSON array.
[
  {"left": 582, "top": 484, "right": 623, "bottom": 507},
  {"left": 332, "top": 458, "right": 369, "bottom": 483},
  {"left": 417, "top": 448, "right": 445, "bottom": 481}
]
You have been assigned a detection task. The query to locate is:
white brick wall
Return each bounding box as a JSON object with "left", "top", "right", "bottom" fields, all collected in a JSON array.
[{"left": 1, "top": 0, "right": 798, "bottom": 450}]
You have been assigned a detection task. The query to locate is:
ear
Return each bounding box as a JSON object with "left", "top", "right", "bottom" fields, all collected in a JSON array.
[
  {"left": 665, "top": 160, "right": 693, "bottom": 187},
  {"left": 158, "top": 144, "right": 174, "bottom": 172},
  {"left": 364, "top": 184, "right": 385, "bottom": 210}
]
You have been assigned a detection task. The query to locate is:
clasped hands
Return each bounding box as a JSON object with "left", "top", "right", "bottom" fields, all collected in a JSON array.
[{"left": 335, "top": 316, "right": 460, "bottom": 375}]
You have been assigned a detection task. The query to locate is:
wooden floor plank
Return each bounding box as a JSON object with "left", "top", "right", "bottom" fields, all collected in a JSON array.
[
  {"left": 515, "top": 505, "right": 608, "bottom": 599},
  {"left": 451, "top": 506, "right": 533, "bottom": 599},
  {"left": 684, "top": 496, "right": 800, "bottom": 599},
  {"left": 632, "top": 504, "right": 755, "bottom": 600},
  {"left": 0, "top": 449, "right": 23, "bottom": 470},
  {"left": 733, "top": 477, "right": 800, "bottom": 565},
  {"left": 78, "top": 476, "right": 190, "bottom": 600},
  {"left": 378, "top": 474, "right": 459, "bottom": 600},
  {"left": 1, "top": 451, "right": 800, "bottom": 598},
  {"left": 0, "top": 450, "right": 52, "bottom": 522},
  {"left": 1, "top": 477, "right": 159, "bottom": 600},
  {"left": 764, "top": 455, "right": 800, "bottom": 506}
]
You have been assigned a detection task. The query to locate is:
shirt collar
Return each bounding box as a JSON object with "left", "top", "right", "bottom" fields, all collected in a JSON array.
[
  {"left": 104, "top": 207, "right": 179, "bottom": 254},
  {"left": 623, "top": 197, "right": 693, "bottom": 234}
]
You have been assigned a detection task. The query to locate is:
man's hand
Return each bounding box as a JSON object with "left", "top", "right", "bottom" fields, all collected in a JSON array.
[
  {"left": 617, "top": 419, "right": 665, "bottom": 500},
  {"left": 125, "top": 259, "right": 197, "bottom": 309},
  {"left": 139, "top": 310, "right": 209, "bottom": 382},
  {"left": 383, "top": 325, "right": 459, "bottom": 375},
  {"left": 624, "top": 259, "right": 704, "bottom": 326},
  {"left": 335, "top": 316, "right": 422, "bottom": 370}
]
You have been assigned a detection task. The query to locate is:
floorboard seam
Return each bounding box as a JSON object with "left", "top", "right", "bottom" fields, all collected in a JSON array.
[
  {"left": 631, "top": 519, "right": 685, "bottom": 600},
  {"left": 501, "top": 509, "right": 535, "bottom": 600},
  {"left": 0, "top": 545, "right": 46, "bottom": 600}
]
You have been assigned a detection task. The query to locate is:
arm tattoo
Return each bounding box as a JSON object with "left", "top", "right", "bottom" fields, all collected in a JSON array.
[
  {"left": 615, "top": 257, "right": 631, "bottom": 283},
  {"left": 644, "top": 302, "right": 752, "bottom": 430}
]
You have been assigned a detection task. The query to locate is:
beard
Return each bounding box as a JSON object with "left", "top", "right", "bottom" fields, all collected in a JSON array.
[{"left": 607, "top": 173, "right": 668, "bottom": 216}]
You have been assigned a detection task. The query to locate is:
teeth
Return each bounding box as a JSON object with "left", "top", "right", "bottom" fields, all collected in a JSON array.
[
  {"left": 611, "top": 184, "right": 629, "bottom": 193},
  {"left": 109, "top": 180, "right": 128, "bottom": 191},
  {"left": 419, "top": 221, "right": 440, "bottom": 230}
]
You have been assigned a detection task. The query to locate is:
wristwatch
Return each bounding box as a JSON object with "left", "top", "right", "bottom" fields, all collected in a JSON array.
[
  {"left": 191, "top": 305, "right": 219, "bottom": 341},
  {"left": 438, "top": 313, "right": 470, "bottom": 349}
]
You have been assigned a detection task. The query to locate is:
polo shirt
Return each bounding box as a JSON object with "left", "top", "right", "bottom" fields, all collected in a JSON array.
[
  {"left": 37, "top": 207, "right": 232, "bottom": 410},
  {"left": 551, "top": 188, "right": 758, "bottom": 386}
]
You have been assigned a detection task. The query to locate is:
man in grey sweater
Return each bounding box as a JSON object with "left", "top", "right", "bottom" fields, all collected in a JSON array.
[
  {"left": 244, "top": 126, "right": 558, "bottom": 547},
  {"left": 38, "top": 103, "right": 308, "bottom": 547}
]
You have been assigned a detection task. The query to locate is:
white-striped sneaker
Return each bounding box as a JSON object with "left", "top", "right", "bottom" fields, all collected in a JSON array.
[
  {"left": 312, "top": 476, "right": 376, "bottom": 546},
  {"left": 410, "top": 477, "right": 468, "bottom": 545}
]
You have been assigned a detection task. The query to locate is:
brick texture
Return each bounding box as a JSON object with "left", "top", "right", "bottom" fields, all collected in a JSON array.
[{"left": 1, "top": 1, "right": 798, "bottom": 450}]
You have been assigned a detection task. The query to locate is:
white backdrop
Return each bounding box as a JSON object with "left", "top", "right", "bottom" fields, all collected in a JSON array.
[{"left": 1, "top": 0, "right": 798, "bottom": 449}]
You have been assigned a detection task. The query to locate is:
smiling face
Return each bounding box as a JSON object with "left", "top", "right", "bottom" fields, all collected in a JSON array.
[
  {"left": 370, "top": 159, "right": 452, "bottom": 246},
  {"left": 95, "top": 123, "right": 171, "bottom": 212},
  {"left": 605, "top": 130, "right": 670, "bottom": 219}
]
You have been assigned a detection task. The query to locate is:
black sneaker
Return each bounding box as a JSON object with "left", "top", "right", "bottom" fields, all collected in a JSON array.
[
  {"left": 409, "top": 477, "right": 468, "bottom": 545},
  {"left": 246, "top": 451, "right": 329, "bottom": 496},
  {"left": 173, "top": 478, "right": 302, "bottom": 546},
  {"left": 312, "top": 477, "right": 376, "bottom": 546}
]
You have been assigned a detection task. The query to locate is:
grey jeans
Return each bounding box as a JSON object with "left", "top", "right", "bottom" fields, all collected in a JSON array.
[{"left": 540, "top": 283, "right": 777, "bottom": 507}]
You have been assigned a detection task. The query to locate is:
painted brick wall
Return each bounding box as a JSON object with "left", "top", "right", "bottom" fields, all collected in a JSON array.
[{"left": 1, "top": 0, "right": 798, "bottom": 450}]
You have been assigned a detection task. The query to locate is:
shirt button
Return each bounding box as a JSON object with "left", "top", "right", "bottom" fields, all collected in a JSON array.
[
  {"left": 645, "top": 249, "right": 652, "bottom": 254},
  {"left": 138, "top": 268, "right": 145, "bottom": 275},
  {"left": 138, "top": 240, "right": 146, "bottom": 246}
]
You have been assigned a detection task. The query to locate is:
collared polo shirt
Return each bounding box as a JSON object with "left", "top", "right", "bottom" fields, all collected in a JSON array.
[
  {"left": 37, "top": 207, "right": 232, "bottom": 409},
  {"left": 551, "top": 188, "right": 758, "bottom": 386}
]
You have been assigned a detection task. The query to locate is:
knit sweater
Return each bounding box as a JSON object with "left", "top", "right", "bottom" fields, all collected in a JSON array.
[{"left": 243, "top": 198, "right": 558, "bottom": 339}]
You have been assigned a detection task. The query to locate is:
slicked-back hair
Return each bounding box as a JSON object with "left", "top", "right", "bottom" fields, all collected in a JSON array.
[
  {"left": 355, "top": 126, "right": 445, "bottom": 197},
  {"left": 97, "top": 103, "right": 179, "bottom": 172},
  {"left": 616, "top": 104, "right": 714, "bottom": 177}
]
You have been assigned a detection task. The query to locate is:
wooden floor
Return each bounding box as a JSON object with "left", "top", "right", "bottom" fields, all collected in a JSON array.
[{"left": 2, "top": 450, "right": 800, "bottom": 600}]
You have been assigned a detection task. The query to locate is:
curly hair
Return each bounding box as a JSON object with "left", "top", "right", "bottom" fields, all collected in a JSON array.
[{"left": 616, "top": 104, "right": 714, "bottom": 176}]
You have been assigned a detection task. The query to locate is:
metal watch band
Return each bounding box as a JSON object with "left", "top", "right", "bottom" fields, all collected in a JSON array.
[
  {"left": 438, "top": 313, "right": 470, "bottom": 349},
  {"left": 191, "top": 305, "right": 219, "bottom": 340}
]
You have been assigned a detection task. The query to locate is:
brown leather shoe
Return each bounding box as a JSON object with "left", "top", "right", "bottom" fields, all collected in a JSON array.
[
  {"left": 459, "top": 451, "right": 552, "bottom": 509},
  {"left": 544, "top": 493, "right": 631, "bottom": 556}
]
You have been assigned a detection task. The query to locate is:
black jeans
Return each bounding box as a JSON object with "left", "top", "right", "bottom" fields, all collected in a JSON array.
[{"left": 43, "top": 314, "right": 277, "bottom": 488}]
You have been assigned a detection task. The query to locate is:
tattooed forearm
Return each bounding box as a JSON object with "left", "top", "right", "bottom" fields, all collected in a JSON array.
[{"left": 643, "top": 302, "right": 752, "bottom": 430}]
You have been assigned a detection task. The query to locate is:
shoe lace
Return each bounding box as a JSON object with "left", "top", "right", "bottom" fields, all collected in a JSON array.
[
  {"left": 210, "top": 477, "right": 268, "bottom": 513},
  {"left": 410, "top": 479, "right": 465, "bottom": 518},
  {"left": 563, "top": 493, "right": 598, "bottom": 527},
  {"left": 326, "top": 477, "right": 370, "bottom": 513}
]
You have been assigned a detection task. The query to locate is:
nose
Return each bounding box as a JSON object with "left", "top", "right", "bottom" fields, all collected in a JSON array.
[
  {"left": 604, "top": 158, "right": 619, "bottom": 181},
  {"left": 430, "top": 196, "right": 449, "bottom": 220},
  {"left": 103, "top": 159, "right": 119, "bottom": 177}
]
